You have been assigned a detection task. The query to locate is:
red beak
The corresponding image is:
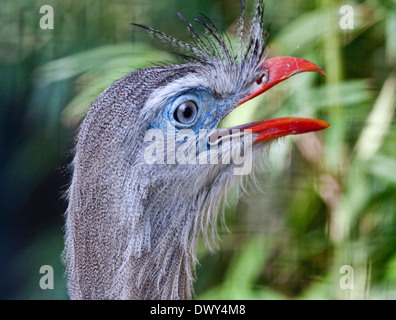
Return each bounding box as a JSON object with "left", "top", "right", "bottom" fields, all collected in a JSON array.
[{"left": 236, "top": 57, "right": 329, "bottom": 143}]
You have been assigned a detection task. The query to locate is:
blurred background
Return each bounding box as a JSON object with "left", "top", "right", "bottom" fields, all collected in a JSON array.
[{"left": 1, "top": 0, "right": 396, "bottom": 299}]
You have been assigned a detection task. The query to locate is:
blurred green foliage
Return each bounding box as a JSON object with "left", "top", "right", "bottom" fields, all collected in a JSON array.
[{"left": 1, "top": 0, "right": 396, "bottom": 299}]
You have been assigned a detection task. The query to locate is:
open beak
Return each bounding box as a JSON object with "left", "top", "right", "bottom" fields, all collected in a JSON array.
[{"left": 231, "top": 57, "right": 330, "bottom": 143}]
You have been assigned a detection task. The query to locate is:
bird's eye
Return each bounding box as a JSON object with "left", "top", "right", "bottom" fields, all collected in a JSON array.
[{"left": 174, "top": 100, "right": 198, "bottom": 124}]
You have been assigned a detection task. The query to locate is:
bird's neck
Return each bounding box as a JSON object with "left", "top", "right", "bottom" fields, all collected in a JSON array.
[
  {"left": 123, "top": 175, "right": 229, "bottom": 300},
  {"left": 65, "top": 160, "right": 235, "bottom": 300}
]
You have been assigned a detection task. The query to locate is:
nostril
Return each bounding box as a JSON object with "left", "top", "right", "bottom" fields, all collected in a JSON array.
[{"left": 256, "top": 72, "right": 267, "bottom": 85}]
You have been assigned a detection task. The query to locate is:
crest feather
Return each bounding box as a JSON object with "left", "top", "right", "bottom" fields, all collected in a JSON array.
[
  {"left": 132, "top": 0, "right": 270, "bottom": 98},
  {"left": 132, "top": 0, "right": 268, "bottom": 69}
]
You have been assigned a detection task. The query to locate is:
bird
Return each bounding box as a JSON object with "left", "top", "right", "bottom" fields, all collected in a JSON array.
[{"left": 63, "top": 0, "right": 329, "bottom": 300}]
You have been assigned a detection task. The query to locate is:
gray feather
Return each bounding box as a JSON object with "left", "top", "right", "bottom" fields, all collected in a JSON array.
[{"left": 63, "top": 0, "right": 269, "bottom": 300}]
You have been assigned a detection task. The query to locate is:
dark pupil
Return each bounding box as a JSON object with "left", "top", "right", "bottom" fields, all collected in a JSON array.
[
  {"left": 175, "top": 101, "right": 197, "bottom": 124},
  {"left": 181, "top": 105, "right": 193, "bottom": 119}
]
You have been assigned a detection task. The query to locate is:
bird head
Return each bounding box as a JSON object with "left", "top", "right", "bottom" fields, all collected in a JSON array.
[
  {"left": 132, "top": 2, "right": 329, "bottom": 191},
  {"left": 64, "top": 0, "right": 329, "bottom": 300}
]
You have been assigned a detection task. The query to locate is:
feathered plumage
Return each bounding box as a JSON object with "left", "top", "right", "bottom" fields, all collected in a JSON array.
[
  {"left": 131, "top": 0, "right": 269, "bottom": 98},
  {"left": 63, "top": 0, "right": 328, "bottom": 300}
]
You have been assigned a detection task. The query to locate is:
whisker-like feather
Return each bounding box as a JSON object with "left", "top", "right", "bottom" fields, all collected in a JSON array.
[{"left": 131, "top": 23, "right": 208, "bottom": 60}]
